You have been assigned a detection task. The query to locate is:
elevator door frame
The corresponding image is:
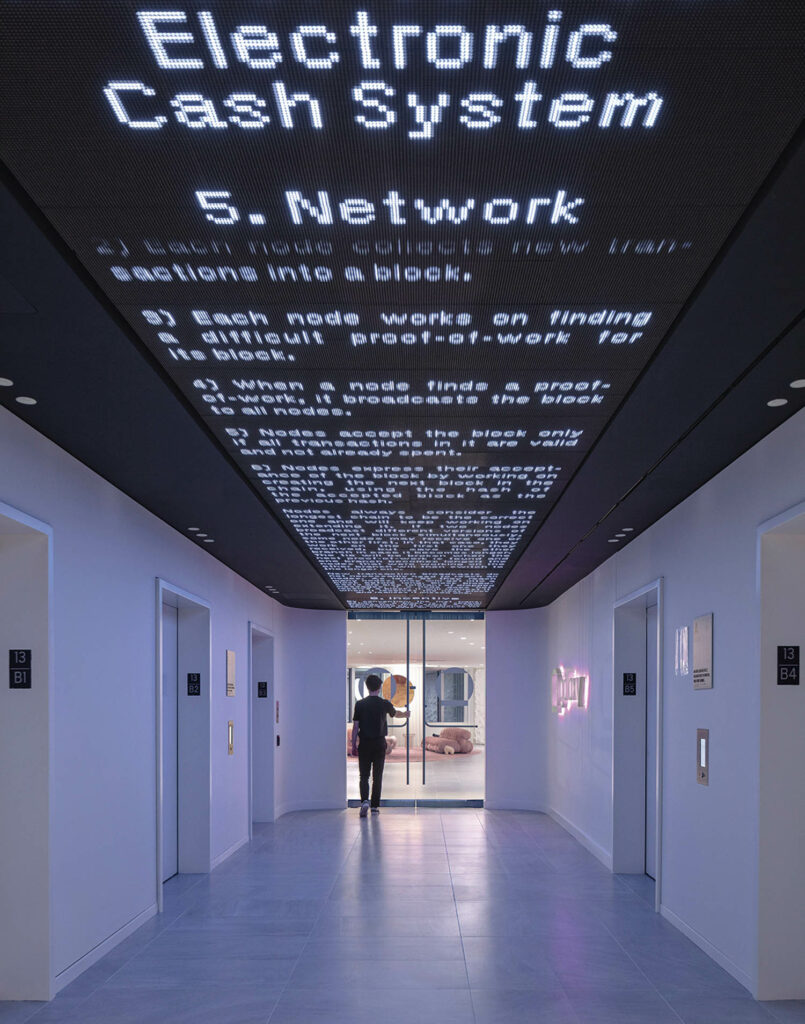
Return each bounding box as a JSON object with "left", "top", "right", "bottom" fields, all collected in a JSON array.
[
  {"left": 161, "top": 602, "right": 179, "bottom": 881},
  {"left": 155, "top": 579, "right": 212, "bottom": 912},
  {"left": 612, "top": 579, "right": 664, "bottom": 912},
  {"left": 248, "top": 621, "right": 276, "bottom": 835},
  {"left": 0, "top": 501, "right": 54, "bottom": 1000}
]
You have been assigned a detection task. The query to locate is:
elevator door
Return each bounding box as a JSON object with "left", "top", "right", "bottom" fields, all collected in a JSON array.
[
  {"left": 161, "top": 603, "right": 178, "bottom": 881},
  {"left": 645, "top": 604, "right": 658, "bottom": 879}
]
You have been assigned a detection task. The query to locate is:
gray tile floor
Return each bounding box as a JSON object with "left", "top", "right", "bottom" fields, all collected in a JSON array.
[
  {"left": 347, "top": 748, "right": 486, "bottom": 801},
  {"left": 2, "top": 810, "right": 804, "bottom": 1024}
]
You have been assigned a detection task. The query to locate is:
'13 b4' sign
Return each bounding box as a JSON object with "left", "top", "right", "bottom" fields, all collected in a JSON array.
[{"left": 777, "top": 647, "right": 799, "bottom": 686}]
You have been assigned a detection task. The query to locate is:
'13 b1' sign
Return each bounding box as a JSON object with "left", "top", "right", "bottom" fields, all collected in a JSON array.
[
  {"left": 1, "top": 4, "right": 803, "bottom": 609},
  {"left": 9, "top": 650, "right": 32, "bottom": 689}
]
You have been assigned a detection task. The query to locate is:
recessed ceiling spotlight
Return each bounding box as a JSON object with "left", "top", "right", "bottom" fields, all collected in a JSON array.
[
  {"left": 622, "top": 527, "right": 634, "bottom": 532},
  {"left": 608, "top": 538, "right": 619, "bottom": 543},
  {"left": 615, "top": 533, "right": 626, "bottom": 538},
  {"left": 0, "top": 378, "right": 13, "bottom": 387},
  {"left": 790, "top": 379, "right": 805, "bottom": 389},
  {"left": 15, "top": 396, "right": 37, "bottom": 406},
  {"left": 767, "top": 398, "right": 788, "bottom": 407},
  {"left": 203, "top": 538, "right": 214, "bottom": 543},
  {"left": 188, "top": 527, "right": 199, "bottom": 532},
  {"left": 196, "top": 533, "right": 207, "bottom": 538}
]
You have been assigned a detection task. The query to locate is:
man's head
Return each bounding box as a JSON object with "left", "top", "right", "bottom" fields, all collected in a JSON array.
[{"left": 365, "top": 674, "right": 382, "bottom": 693}]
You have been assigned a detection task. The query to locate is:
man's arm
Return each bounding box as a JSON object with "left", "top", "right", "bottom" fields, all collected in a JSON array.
[
  {"left": 391, "top": 707, "right": 411, "bottom": 719},
  {"left": 351, "top": 719, "right": 359, "bottom": 756}
]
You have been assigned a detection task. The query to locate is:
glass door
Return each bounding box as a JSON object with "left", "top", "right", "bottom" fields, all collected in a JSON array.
[{"left": 347, "top": 613, "right": 485, "bottom": 806}]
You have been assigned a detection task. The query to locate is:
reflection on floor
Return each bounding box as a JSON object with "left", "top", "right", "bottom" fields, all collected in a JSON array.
[
  {"left": 2, "top": 810, "right": 804, "bottom": 1024},
  {"left": 347, "top": 746, "right": 485, "bottom": 801}
]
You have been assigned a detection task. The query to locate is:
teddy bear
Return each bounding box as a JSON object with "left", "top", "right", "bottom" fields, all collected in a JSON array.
[
  {"left": 437, "top": 727, "right": 474, "bottom": 754},
  {"left": 424, "top": 736, "right": 456, "bottom": 754}
]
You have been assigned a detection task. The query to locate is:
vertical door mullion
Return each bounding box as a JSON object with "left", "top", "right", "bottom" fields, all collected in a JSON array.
[
  {"left": 405, "top": 617, "right": 410, "bottom": 786},
  {"left": 422, "top": 618, "right": 427, "bottom": 786}
]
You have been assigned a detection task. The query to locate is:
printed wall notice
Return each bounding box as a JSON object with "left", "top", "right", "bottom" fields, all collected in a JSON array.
[
  {"left": 226, "top": 649, "right": 236, "bottom": 696},
  {"left": 693, "top": 613, "right": 713, "bottom": 690}
]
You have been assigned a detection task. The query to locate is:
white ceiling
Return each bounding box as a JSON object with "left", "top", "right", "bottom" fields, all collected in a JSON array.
[{"left": 347, "top": 618, "right": 485, "bottom": 668}]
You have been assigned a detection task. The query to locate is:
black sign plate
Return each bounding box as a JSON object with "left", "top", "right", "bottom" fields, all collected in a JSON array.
[
  {"left": 258, "top": 681, "right": 268, "bottom": 699},
  {"left": 187, "top": 672, "right": 201, "bottom": 696},
  {"left": 777, "top": 646, "right": 799, "bottom": 686},
  {"left": 9, "top": 649, "right": 32, "bottom": 689},
  {"left": 623, "top": 672, "right": 637, "bottom": 696}
]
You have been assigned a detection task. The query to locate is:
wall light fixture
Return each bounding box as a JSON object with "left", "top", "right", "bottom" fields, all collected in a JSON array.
[{"left": 552, "top": 665, "right": 590, "bottom": 715}]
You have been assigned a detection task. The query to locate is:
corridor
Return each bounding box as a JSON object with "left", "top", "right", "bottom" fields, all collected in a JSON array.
[{"left": 2, "top": 810, "right": 802, "bottom": 1024}]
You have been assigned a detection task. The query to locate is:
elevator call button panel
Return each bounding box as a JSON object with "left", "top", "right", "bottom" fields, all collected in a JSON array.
[{"left": 696, "top": 728, "right": 709, "bottom": 786}]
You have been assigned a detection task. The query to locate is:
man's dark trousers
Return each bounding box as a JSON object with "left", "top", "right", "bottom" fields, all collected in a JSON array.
[{"left": 358, "top": 736, "right": 386, "bottom": 808}]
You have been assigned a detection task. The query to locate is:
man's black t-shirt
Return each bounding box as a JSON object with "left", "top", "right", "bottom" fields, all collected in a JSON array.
[{"left": 353, "top": 694, "right": 396, "bottom": 739}]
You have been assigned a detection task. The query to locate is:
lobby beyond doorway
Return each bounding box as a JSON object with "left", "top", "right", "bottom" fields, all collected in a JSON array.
[{"left": 347, "top": 612, "right": 485, "bottom": 806}]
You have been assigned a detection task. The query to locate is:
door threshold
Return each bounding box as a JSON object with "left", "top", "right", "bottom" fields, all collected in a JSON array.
[{"left": 347, "top": 798, "right": 483, "bottom": 808}]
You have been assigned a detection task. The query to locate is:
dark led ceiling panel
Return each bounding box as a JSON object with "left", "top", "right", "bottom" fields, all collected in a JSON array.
[{"left": 1, "top": 3, "right": 803, "bottom": 609}]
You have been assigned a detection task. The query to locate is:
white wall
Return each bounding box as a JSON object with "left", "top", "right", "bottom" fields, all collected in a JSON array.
[
  {"left": 0, "top": 405, "right": 344, "bottom": 993},
  {"left": 275, "top": 606, "right": 346, "bottom": 817},
  {"left": 485, "top": 608, "right": 548, "bottom": 811},
  {"left": 494, "top": 407, "right": 805, "bottom": 995},
  {"left": 545, "top": 570, "right": 617, "bottom": 862},
  {"left": 4, "top": 393, "right": 803, "bottom": 999}
]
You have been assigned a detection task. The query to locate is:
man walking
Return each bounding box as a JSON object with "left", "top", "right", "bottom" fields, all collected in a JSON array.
[{"left": 352, "top": 673, "right": 410, "bottom": 816}]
